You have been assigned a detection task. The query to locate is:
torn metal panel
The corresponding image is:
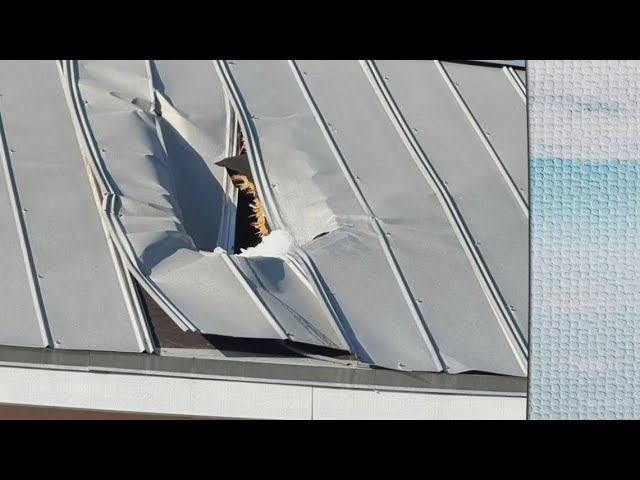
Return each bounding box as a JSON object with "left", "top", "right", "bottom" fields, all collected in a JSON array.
[
  {"left": 0, "top": 60, "right": 144, "bottom": 352},
  {"left": 73, "top": 60, "right": 280, "bottom": 338},
  {"left": 375, "top": 60, "right": 529, "bottom": 339},
  {"left": 442, "top": 61, "right": 529, "bottom": 200},
  {"left": 70, "top": 60, "right": 346, "bottom": 350}
]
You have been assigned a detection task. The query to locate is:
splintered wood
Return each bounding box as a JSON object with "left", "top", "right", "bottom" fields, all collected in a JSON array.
[{"left": 231, "top": 173, "right": 269, "bottom": 238}]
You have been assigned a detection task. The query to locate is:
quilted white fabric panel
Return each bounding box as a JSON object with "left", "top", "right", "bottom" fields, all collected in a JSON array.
[{"left": 529, "top": 60, "right": 640, "bottom": 419}]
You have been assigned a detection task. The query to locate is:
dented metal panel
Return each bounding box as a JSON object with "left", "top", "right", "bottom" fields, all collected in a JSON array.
[{"left": 0, "top": 60, "right": 144, "bottom": 352}]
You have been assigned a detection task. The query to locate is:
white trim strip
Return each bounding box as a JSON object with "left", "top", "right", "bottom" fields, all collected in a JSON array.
[
  {"left": 0, "top": 365, "right": 526, "bottom": 419},
  {"left": 502, "top": 66, "right": 526, "bottom": 102}
]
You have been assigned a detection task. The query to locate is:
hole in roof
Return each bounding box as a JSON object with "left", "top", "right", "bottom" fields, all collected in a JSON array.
[{"left": 224, "top": 125, "right": 271, "bottom": 254}]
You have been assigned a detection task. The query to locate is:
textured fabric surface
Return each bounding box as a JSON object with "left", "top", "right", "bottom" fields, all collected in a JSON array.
[{"left": 529, "top": 60, "right": 640, "bottom": 419}]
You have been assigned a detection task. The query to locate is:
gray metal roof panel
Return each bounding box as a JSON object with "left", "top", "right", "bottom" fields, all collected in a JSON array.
[
  {"left": 0, "top": 110, "right": 46, "bottom": 347},
  {"left": 375, "top": 60, "right": 529, "bottom": 339},
  {"left": 442, "top": 61, "right": 529, "bottom": 200},
  {"left": 0, "top": 60, "right": 144, "bottom": 352}
]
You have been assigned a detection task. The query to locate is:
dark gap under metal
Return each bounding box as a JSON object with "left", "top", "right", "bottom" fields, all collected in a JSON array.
[{"left": 133, "top": 281, "right": 214, "bottom": 350}]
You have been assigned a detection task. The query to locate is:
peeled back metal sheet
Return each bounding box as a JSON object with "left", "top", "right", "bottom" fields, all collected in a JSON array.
[
  {"left": 72, "top": 60, "right": 346, "bottom": 349},
  {"left": 375, "top": 60, "right": 530, "bottom": 340},
  {"left": 0, "top": 60, "right": 144, "bottom": 352},
  {"left": 151, "top": 60, "right": 229, "bottom": 252}
]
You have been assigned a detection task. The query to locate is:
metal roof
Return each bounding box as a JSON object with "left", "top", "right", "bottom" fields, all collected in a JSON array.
[
  {"left": 0, "top": 61, "right": 149, "bottom": 352},
  {"left": 0, "top": 60, "right": 528, "bottom": 377}
]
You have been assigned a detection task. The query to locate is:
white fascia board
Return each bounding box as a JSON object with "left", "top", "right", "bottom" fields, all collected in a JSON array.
[{"left": 0, "top": 365, "right": 525, "bottom": 420}]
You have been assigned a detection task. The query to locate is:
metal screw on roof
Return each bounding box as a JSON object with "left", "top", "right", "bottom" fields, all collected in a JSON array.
[
  {"left": 417, "top": 299, "right": 423, "bottom": 304},
  {"left": 413, "top": 127, "right": 418, "bottom": 132},
  {"left": 383, "top": 76, "right": 389, "bottom": 81},
  {"left": 37, "top": 274, "right": 43, "bottom": 279},
  {"left": 22, "top": 208, "right": 28, "bottom": 212},
  {"left": 9, "top": 148, "right": 15, "bottom": 153},
  {"left": 509, "top": 305, "right": 516, "bottom": 311},
  {"left": 303, "top": 71, "right": 308, "bottom": 75},
  {"left": 228, "top": 61, "right": 236, "bottom": 65},
  {"left": 100, "top": 148, "right": 106, "bottom": 153},
  {"left": 397, "top": 362, "right": 405, "bottom": 368},
  {"left": 355, "top": 176, "right": 360, "bottom": 180},
  {"left": 55, "top": 340, "right": 61, "bottom": 346},
  {"left": 84, "top": 100, "right": 88, "bottom": 105},
  {"left": 486, "top": 131, "right": 491, "bottom": 136}
]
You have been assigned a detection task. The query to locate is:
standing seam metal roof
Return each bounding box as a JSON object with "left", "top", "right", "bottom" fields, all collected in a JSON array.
[{"left": 0, "top": 60, "right": 528, "bottom": 376}]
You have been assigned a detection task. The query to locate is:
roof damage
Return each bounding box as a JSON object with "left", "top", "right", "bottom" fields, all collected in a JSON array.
[{"left": 0, "top": 60, "right": 528, "bottom": 377}]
